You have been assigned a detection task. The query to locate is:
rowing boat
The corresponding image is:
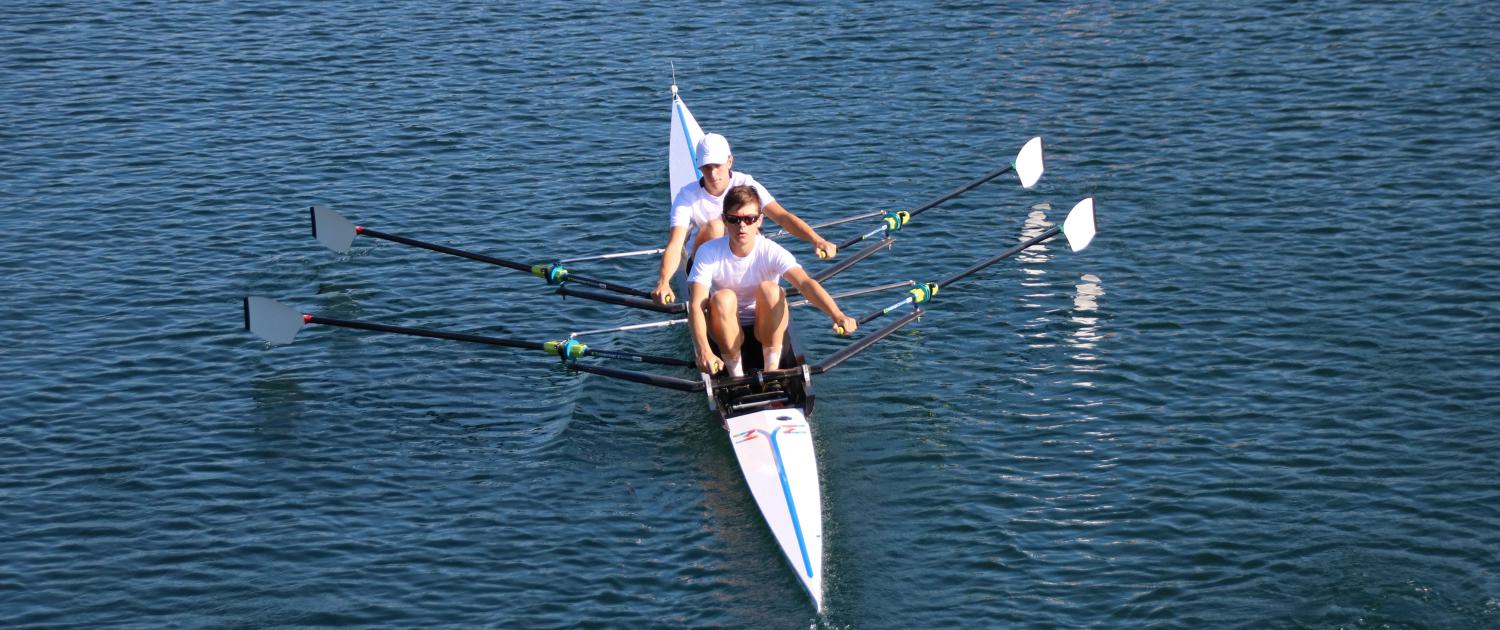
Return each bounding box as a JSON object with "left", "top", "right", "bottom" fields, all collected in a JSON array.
[
  {"left": 242, "top": 81, "right": 1092, "bottom": 613},
  {"left": 670, "top": 84, "right": 829, "bottom": 607}
]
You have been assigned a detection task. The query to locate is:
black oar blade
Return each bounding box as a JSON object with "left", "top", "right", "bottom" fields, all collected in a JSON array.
[
  {"left": 244, "top": 296, "right": 306, "bottom": 345},
  {"left": 310, "top": 205, "right": 358, "bottom": 254},
  {"left": 1016, "top": 137, "right": 1045, "bottom": 189},
  {"left": 1063, "top": 197, "right": 1096, "bottom": 252}
]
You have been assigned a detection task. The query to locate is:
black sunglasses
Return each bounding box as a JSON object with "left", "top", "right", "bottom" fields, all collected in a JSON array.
[{"left": 723, "top": 213, "right": 761, "bottom": 226}]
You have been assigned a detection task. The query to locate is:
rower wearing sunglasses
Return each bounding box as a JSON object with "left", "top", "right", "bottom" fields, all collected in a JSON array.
[
  {"left": 652, "top": 132, "right": 838, "bottom": 306},
  {"left": 687, "top": 185, "right": 858, "bottom": 377}
]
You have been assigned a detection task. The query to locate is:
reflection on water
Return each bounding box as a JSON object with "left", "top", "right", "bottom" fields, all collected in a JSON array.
[
  {"left": 1012, "top": 202, "right": 1105, "bottom": 376},
  {"left": 1069, "top": 273, "right": 1104, "bottom": 376},
  {"left": 1018, "top": 203, "right": 1055, "bottom": 347},
  {"left": 1018, "top": 203, "right": 1054, "bottom": 266}
]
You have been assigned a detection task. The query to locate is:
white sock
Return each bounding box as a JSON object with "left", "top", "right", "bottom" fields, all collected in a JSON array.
[
  {"left": 763, "top": 346, "right": 782, "bottom": 371},
  {"left": 726, "top": 353, "right": 744, "bottom": 378}
]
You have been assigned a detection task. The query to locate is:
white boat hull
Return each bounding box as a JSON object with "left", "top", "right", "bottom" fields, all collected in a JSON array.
[{"left": 727, "top": 407, "right": 824, "bottom": 610}]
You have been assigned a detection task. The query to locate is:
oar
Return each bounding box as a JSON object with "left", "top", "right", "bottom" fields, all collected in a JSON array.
[
  {"left": 832, "top": 136, "right": 1045, "bottom": 252},
  {"left": 242, "top": 296, "right": 692, "bottom": 367},
  {"left": 567, "top": 280, "right": 916, "bottom": 339},
  {"left": 309, "top": 206, "right": 653, "bottom": 299},
  {"left": 852, "top": 197, "right": 1095, "bottom": 327},
  {"left": 555, "top": 285, "right": 688, "bottom": 314}
]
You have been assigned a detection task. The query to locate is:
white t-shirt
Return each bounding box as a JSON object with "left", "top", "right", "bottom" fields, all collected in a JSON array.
[
  {"left": 688, "top": 235, "right": 800, "bottom": 323},
  {"left": 669, "top": 171, "right": 777, "bottom": 255}
]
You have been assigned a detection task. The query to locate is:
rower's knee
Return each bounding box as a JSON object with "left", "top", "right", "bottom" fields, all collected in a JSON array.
[
  {"left": 755, "top": 281, "right": 785, "bottom": 308},
  {"left": 710, "top": 288, "right": 738, "bottom": 314}
]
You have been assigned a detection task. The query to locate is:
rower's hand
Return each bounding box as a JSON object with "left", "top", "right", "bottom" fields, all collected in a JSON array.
[
  {"left": 651, "top": 281, "right": 675, "bottom": 306},
  {"left": 695, "top": 350, "right": 725, "bottom": 375},
  {"left": 814, "top": 238, "right": 838, "bottom": 260},
  {"left": 832, "top": 314, "right": 858, "bottom": 336}
]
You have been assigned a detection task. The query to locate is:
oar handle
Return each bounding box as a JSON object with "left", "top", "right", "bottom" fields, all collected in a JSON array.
[
  {"left": 806, "top": 236, "right": 894, "bottom": 286},
  {"left": 556, "top": 286, "right": 688, "bottom": 314}
]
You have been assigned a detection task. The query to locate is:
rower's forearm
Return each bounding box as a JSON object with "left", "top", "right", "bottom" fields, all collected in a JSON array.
[
  {"left": 780, "top": 214, "right": 823, "bottom": 243},
  {"left": 657, "top": 247, "right": 682, "bottom": 284},
  {"left": 799, "top": 281, "right": 845, "bottom": 319},
  {"left": 687, "top": 308, "right": 711, "bottom": 355}
]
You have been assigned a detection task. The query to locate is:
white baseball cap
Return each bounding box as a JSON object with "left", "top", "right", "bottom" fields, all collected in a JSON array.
[{"left": 696, "top": 133, "right": 731, "bottom": 167}]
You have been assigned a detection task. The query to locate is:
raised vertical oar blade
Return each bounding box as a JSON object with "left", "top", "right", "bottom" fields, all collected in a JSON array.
[
  {"left": 310, "top": 205, "right": 358, "bottom": 254},
  {"left": 243, "top": 296, "right": 306, "bottom": 345},
  {"left": 1015, "top": 136, "right": 1045, "bottom": 189},
  {"left": 1062, "top": 197, "right": 1096, "bottom": 252}
]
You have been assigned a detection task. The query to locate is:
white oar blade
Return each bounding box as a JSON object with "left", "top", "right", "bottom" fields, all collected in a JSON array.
[
  {"left": 1015, "top": 136, "right": 1044, "bottom": 189},
  {"left": 310, "top": 205, "right": 357, "bottom": 254},
  {"left": 1062, "top": 198, "right": 1096, "bottom": 253},
  {"left": 244, "top": 296, "right": 306, "bottom": 345}
]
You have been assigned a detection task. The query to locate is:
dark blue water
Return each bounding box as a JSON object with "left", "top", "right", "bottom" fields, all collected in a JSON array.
[{"left": 4, "top": 2, "right": 1497, "bottom": 627}]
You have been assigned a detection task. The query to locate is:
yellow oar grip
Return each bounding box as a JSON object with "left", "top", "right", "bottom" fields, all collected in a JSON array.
[
  {"left": 882, "top": 210, "right": 911, "bottom": 233},
  {"left": 908, "top": 282, "right": 938, "bottom": 305}
]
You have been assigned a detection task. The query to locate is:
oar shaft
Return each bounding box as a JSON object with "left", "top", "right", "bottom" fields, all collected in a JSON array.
[
  {"left": 907, "top": 162, "right": 1016, "bottom": 219},
  {"left": 857, "top": 301, "right": 905, "bottom": 326},
  {"left": 358, "top": 228, "right": 652, "bottom": 298},
  {"left": 582, "top": 347, "right": 692, "bottom": 367},
  {"left": 571, "top": 362, "right": 701, "bottom": 392},
  {"left": 810, "top": 309, "right": 922, "bottom": 375},
  {"left": 306, "top": 315, "right": 546, "bottom": 351},
  {"left": 854, "top": 226, "right": 1060, "bottom": 326},
  {"left": 936, "top": 226, "right": 1058, "bottom": 288},
  {"left": 561, "top": 275, "right": 654, "bottom": 299},
  {"left": 834, "top": 162, "right": 1016, "bottom": 250},
  {"left": 304, "top": 315, "right": 688, "bottom": 366},
  {"left": 358, "top": 227, "right": 532, "bottom": 273},
  {"left": 806, "top": 236, "right": 894, "bottom": 285}
]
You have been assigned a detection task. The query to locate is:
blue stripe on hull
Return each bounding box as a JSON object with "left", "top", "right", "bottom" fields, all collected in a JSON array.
[
  {"left": 768, "top": 428, "right": 814, "bottom": 578},
  {"left": 674, "top": 97, "right": 701, "bottom": 177}
]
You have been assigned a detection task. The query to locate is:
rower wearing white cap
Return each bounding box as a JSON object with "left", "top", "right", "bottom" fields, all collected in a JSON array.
[{"left": 652, "top": 132, "right": 837, "bottom": 305}]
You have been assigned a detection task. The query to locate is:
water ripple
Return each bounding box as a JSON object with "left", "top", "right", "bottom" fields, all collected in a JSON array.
[{"left": 4, "top": 1, "right": 1499, "bottom": 627}]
